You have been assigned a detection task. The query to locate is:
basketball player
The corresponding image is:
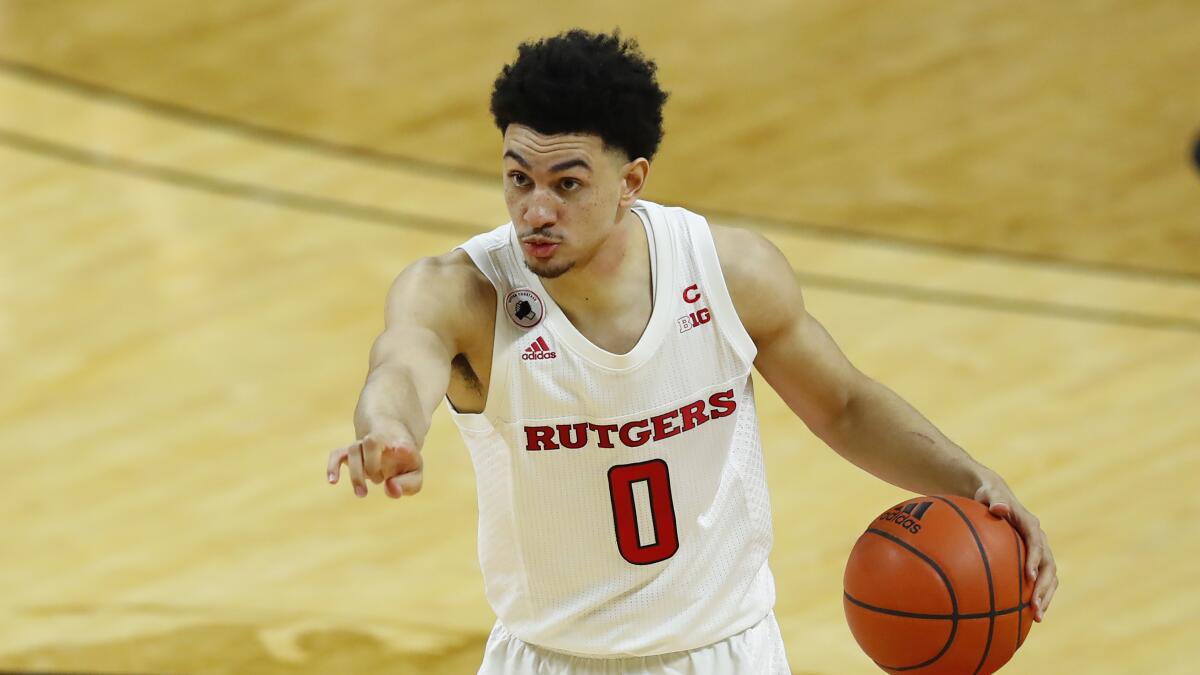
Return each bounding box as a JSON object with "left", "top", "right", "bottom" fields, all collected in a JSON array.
[{"left": 326, "top": 29, "right": 1058, "bottom": 673}]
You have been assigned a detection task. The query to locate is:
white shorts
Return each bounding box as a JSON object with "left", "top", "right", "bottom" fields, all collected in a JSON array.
[{"left": 477, "top": 612, "right": 791, "bottom": 674}]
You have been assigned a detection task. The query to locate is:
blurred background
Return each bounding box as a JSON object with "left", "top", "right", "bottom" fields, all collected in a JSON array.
[{"left": 1, "top": 1, "right": 1198, "bottom": 673}]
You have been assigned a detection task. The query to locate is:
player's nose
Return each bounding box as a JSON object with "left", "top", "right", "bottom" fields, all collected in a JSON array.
[{"left": 523, "top": 190, "right": 558, "bottom": 229}]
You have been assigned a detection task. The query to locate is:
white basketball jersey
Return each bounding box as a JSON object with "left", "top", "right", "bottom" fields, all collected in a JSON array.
[{"left": 450, "top": 200, "right": 775, "bottom": 657}]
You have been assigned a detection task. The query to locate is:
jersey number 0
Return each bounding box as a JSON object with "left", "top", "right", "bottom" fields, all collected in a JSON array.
[{"left": 607, "top": 459, "right": 679, "bottom": 565}]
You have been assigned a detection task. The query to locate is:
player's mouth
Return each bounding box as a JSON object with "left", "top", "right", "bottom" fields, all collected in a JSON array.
[{"left": 521, "top": 237, "right": 561, "bottom": 259}]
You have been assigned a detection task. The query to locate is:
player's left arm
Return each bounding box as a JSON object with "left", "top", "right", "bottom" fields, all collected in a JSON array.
[{"left": 711, "top": 224, "right": 1058, "bottom": 621}]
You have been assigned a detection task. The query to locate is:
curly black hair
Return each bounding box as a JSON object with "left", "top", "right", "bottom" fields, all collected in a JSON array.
[{"left": 490, "top": 29, "right": 669, "bottom": 161}]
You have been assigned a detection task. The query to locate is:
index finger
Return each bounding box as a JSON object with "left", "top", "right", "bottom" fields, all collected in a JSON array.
[
  {"left": 1014, "top": 515, "right": 1045, "bottom": 579},
  {"left": 348, "top": 441, "right": 367, "bottom": 497},
  {"left": 361, "top": 435, "right": 380, "bottom": 483},
  {"left": 327, "top": 446, "right": 348, "bottom": 484},
  {"left": 1032, "top": 553, "right": 1057, "bottom": 621}
]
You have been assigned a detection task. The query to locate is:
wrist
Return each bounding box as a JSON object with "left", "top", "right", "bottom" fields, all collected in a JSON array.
[{"left": 963, "top": 463, "right": 1002, "bottom": 498}]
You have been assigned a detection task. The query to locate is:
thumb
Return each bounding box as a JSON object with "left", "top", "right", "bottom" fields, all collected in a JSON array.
[
  {"left": 384, "top": 470, "right": 423, "bottom": 499},
  {"left": 974, "top": 485, "right": 1012, "bottom": 519},
  {"left": 364, "top": 422, "right": 417, "bottom": 455},
  {"left": 384, "top": 476, "right": 405, "bottom": 499},
  {"left": 380, "top": 443, "right": 422, "bottom": 474}
]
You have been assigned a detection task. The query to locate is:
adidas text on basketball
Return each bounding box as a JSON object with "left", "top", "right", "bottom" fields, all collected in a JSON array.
[{"left": 878, "top": 500, "right": 934, "bottom": 534}]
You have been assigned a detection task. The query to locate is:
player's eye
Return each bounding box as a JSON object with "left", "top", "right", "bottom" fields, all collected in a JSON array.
[
  {"left": 560, "top": 178, "right": 581, "bottom": 191},
  {"left": 509, "top": 172, "right": 529, "bottom": 187}
]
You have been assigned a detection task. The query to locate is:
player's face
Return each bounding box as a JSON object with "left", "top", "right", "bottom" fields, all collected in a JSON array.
[{"left": 502, "top": 124, "right": 635, "bottom": 279}]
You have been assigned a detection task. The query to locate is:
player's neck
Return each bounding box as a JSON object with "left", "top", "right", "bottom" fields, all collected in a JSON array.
[{"left": 541, "top": 210, "right": 651, "bottom": 319}]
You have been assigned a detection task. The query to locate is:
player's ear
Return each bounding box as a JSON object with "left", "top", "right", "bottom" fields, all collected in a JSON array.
[{"left": 618, "top": 157, "right": 649, "bottom": 209}]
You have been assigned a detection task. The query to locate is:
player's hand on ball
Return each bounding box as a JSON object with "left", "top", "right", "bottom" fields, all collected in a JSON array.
[
  {"left": 973, "top": 475, "right": 1058, "bottom": 623},
  {"left": 327, "top": 422, "right": 423, "bottom": 499}
]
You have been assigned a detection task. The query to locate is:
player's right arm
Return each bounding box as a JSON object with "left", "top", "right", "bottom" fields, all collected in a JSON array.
[{"left": 326, "top": 251, "right": 491, "bottom": 499}]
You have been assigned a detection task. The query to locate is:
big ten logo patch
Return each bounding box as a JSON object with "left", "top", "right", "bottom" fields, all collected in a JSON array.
[{"left": 678, "top": 283, "right": 712, "bottom": 333}]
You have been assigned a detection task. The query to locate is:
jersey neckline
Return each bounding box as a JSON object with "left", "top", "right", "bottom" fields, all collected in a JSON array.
[{"left": 509, "top": 201, "right": 674, "bottom": 371}]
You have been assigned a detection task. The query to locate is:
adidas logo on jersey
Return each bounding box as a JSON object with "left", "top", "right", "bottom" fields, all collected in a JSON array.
[{"left": 522, "top": 336, "right": 557, "bottom": 360}]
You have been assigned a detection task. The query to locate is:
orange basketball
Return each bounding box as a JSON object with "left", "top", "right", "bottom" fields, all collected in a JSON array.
[{"left": 843, "top": 495, "right": 1034, "bottom": 674}]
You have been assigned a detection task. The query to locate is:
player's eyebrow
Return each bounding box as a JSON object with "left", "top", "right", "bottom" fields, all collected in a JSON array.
[
  {"left": 550, "top": 158, "right": 592, "bottom": 173},
  {"left": 503, "top": 150, "right": 531, "bottom": 168},
  {"left": 503, "top": 150, "right": 592, "bottom": 174}
]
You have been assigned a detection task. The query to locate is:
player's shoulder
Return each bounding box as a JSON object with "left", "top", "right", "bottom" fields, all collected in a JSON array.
[
  {"left": 707, "top": 224, "right": 802, "bottom": 340},
  {"left": 393, "top": 248, "right": 490, "bottom": 293},
  {"left": 406, "top": 247, "right": 486, "bottom": 280},
  {"left": 708, "top": 224, "right": 791, "bottom": 289},
  {"left": 385, "top": 249, "right": 496, "bottom": 329}
]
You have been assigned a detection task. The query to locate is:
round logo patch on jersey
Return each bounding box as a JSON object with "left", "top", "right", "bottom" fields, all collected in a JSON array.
[{"left": 505, "top": 288, "right": 544, "bottom": 328}]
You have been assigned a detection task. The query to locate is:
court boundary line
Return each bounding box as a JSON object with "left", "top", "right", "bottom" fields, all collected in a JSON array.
[
  {"left": 0, "top": 670, "right": 157, "bottom": 675},
  {"left": 4, "top": 126, "right": 1198, "bottom": 335},
  {"left": 0, "top": 128, "right": 479, "bottom": 238},
  {"left": 2, "top": 57, "right": 1197, "bottom": 286}
]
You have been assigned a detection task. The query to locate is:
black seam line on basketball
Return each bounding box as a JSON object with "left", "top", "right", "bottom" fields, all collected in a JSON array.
[
  {"left": 2, "top": 57, "right": 1198, "bottom": 286},
  {"left": 1013, "top": 524, "right": 1025, "bottom": 651},
  {"left": 843, "top": 593, "right": 1030, "bottom": 620},
  {"left": 861, "top": 528, "right": 958, "bottom": 670},
  {"left": 932, "top": 497, "right": 996, "bottom": 675},
  {"left": 4, "top": 124, "right": 1200, "bottom": 337}
]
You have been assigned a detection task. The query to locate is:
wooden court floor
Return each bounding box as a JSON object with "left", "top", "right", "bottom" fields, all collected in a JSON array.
[{"left": 2, "top": 3, "right": 1199, "bottom": 673}]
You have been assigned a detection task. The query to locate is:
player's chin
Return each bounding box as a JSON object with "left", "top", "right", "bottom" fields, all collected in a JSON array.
[{"left": 526, "top": 257, "right": 575, "bottom": 279}]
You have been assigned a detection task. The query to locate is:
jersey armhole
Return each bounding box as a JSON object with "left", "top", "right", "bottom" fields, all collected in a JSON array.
[
  {"left": 687, "top": 214, "right": 759, "bottom": 366},
  {"left": 447, "top": 242, "right": 510, "bottom": 427}
]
